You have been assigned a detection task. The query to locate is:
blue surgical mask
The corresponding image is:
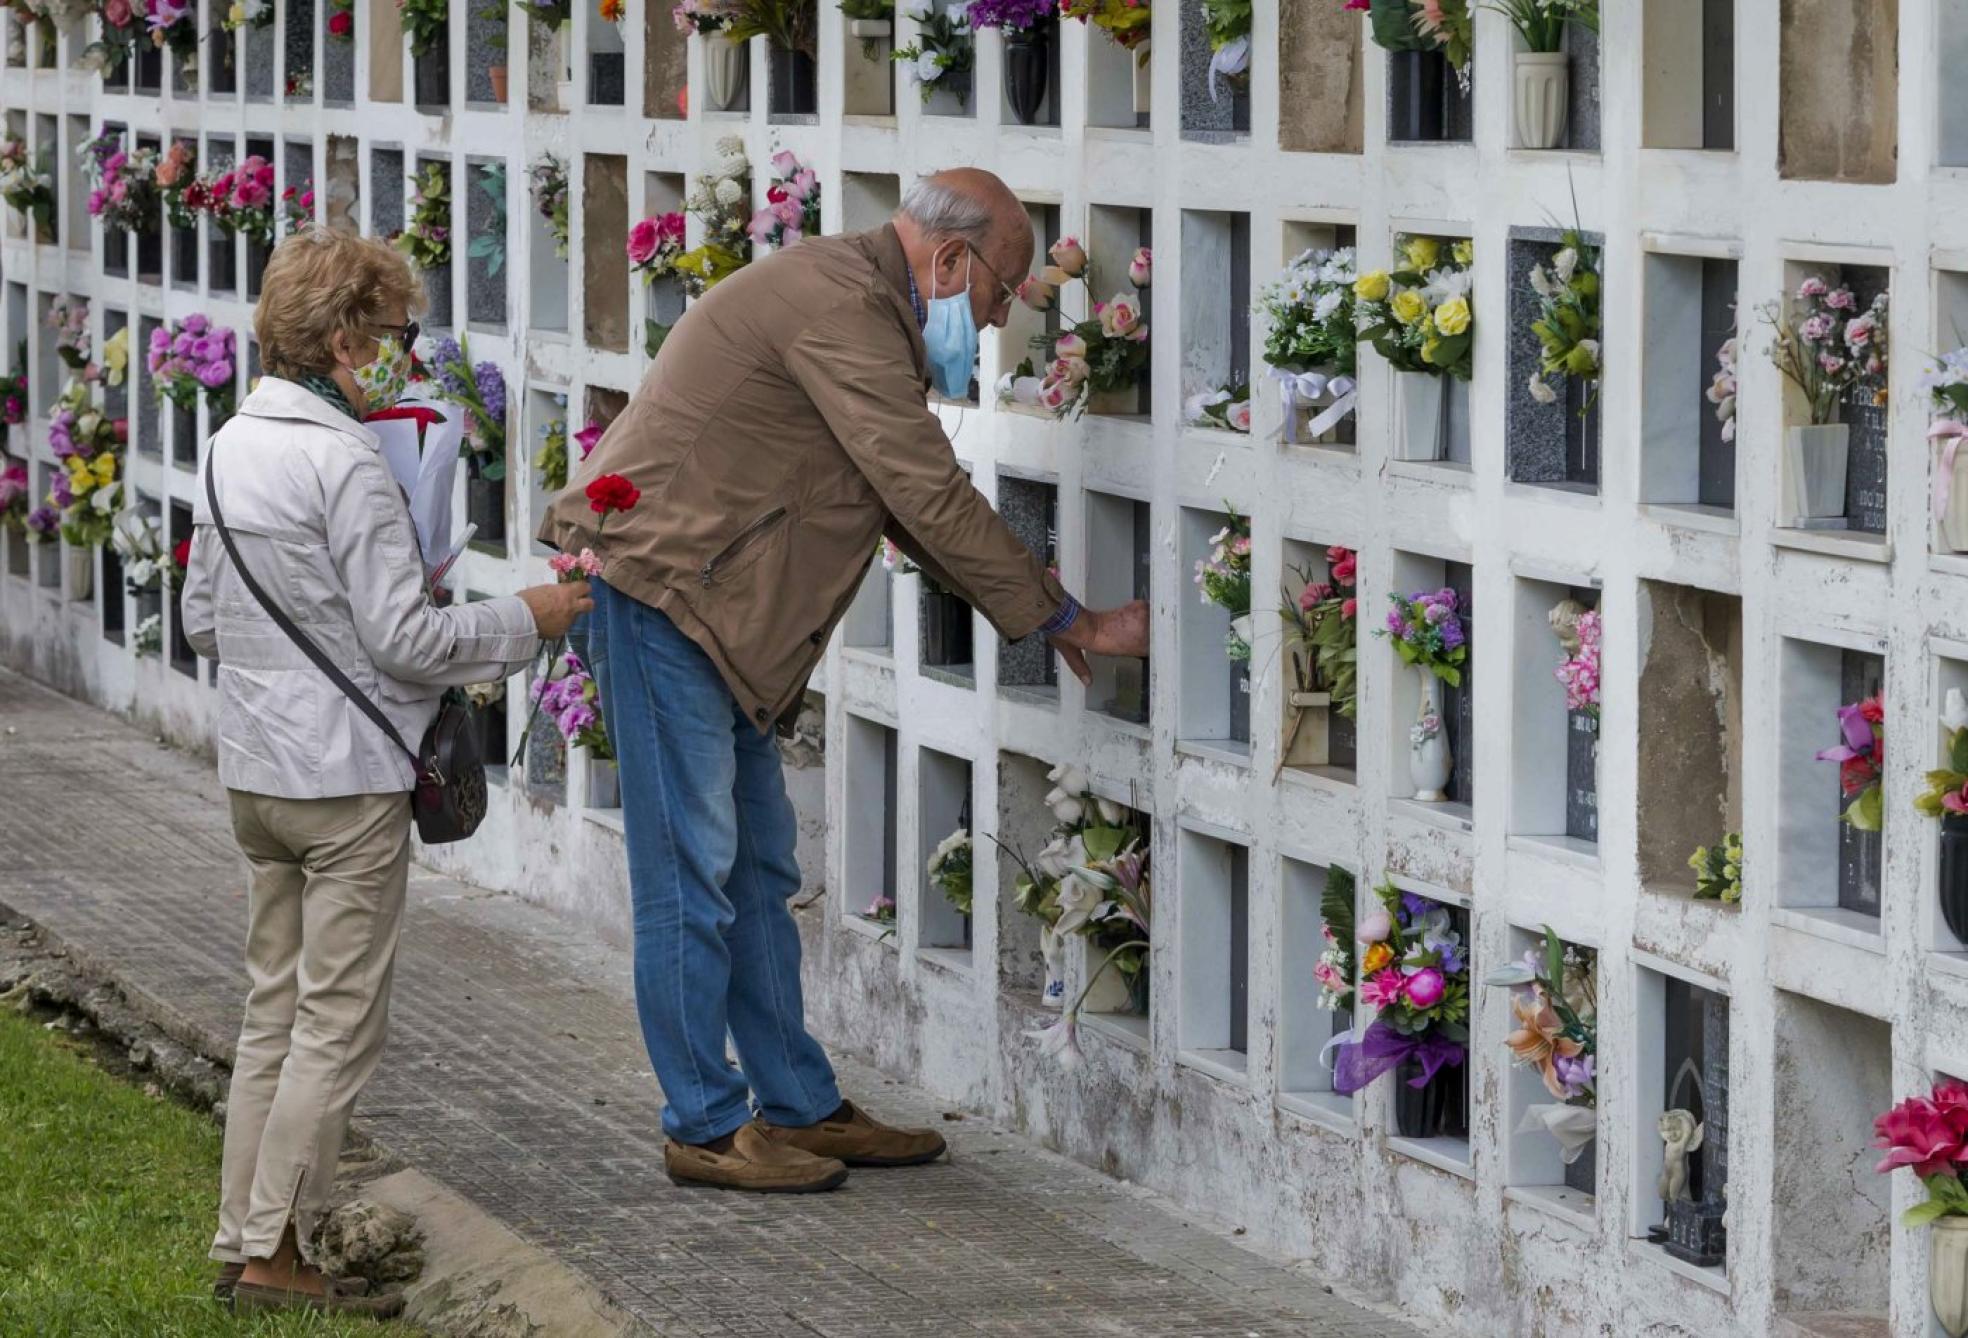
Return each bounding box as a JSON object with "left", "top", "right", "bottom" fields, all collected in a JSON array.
[{"left": 922, "top": 246, "right": 978, "bottom": 400}]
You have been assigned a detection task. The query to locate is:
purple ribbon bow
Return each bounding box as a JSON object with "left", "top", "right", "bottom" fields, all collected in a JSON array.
[
  {"left": 1814, "top": 700, "right": 1872, "bottom": 766},
  {"left": 1331, "top": 1019, "right": 1465, "bottom": 1096}
]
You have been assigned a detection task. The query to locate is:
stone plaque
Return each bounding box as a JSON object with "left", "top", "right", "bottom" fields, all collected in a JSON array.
[
  {"left": 323, "top": 6, "right": 355, "bottom": 103},
  {"left": 285, "top": 0, "right": 316, "bottom": 100},
  {"left": 1843, "top": 395, "right": 1888, "bottom": 535},
  {"left": 1566, "top": 709, "right": 1599, "bottom": 844}
]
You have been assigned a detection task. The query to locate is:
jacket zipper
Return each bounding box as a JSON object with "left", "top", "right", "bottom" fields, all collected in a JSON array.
[{"left": 700, "top": 507, "right": 787, "bottom": 586}]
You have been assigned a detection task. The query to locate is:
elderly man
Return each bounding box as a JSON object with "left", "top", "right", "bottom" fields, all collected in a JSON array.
[{"left": 540, "top": 168, "right": 1148, "bottom": 1194}]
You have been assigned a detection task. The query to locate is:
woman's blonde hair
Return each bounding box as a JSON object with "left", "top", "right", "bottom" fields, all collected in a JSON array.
[{"left": 254, "top": 227, "right": 426, "bottom": 379}]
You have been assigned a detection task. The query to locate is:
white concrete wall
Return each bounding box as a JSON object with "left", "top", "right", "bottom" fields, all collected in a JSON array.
[{"left": 6, "top": 3, "right": 1968, "bottom": 1335}]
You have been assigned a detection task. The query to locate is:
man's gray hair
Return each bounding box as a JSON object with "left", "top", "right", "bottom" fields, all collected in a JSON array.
[{"left": 898, "top": 177, "right": 997, "bottom": 247}]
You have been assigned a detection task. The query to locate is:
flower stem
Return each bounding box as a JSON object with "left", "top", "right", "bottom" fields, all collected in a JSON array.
[{"left": 1063, "top": 938, "right": 1150, "bottom": 1017}]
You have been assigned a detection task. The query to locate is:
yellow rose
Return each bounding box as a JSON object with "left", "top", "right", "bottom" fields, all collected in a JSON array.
[
  {"left": 228, "top": 1, "right": 244, "bottom": 22},
  {"left": 1402, "top": 237, "right": 1440, "bottom": 272},
  {"left": 1362, "top": 942, "right": 1394, "bottom": 974},
  {"left": 1452, "top": 239, "right": 1474, "bottom": 267},
  {"left": 1391, "top": 289, "right": 1428, "bottom": 325},
  {"left": 1434, "top": 296, "right": 1471, "bottom": 336},
  {"left": 1353, "top": 270, "right": 1390, "bottom": 303},
  {"left": 1421, "top": 337, "right": 1442, "bottom": 366}
]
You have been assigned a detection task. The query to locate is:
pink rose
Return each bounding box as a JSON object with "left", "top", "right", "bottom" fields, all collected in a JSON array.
[
  {"left": 1127, "top": 246, "right": 1152, "bottom": 288},
  {"left": 1227, "top": 401, "right": 1251, "bottom": 432},
  {"left": 1015, "top": 276, "right": 1054, "bottom": 311},
  {"left": 656, "top": 211, "right": 685, "bottom": 245},
  {"left": 1037, "top": 379, "right": 1074, "bottom": 413},
  {"left": 1048, "top": 236, "right": 1087, "bottom": 278},
  {"left": 1047, "top": 356, "right": 1090, "bottom": 385},
  {"left": 770, "top": 150, "right": 800, "bottom": 178},
  {"left": 1356, "top": 908, "right": 1391, "bottom": 943},
  {"left": 104, "top": 0, "right": 131, "bottom": 23},
  {"left": 1097, "top": 294, "right": 1141, "bottom": 339},
  {"left": 626, "top": 217, "right": 661, "bottom": 266},
  {"left": 1055, "top": 332, "right": 1088, "bottom": 360}
]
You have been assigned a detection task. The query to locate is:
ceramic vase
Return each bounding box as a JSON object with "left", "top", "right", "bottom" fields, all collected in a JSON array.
[
  {"left": 1939, "top": 440, "right": 1968, "bottom": 551},
  {"left": 588, "top": 757, "right": 619, "bottom": 809},
  {"left": 1130, "top": 42, "right": 1151, "bottom": 117},
  {"left": 1410, "top": 665, "right": 1452, "bottom": 802},
  {"left": 65, "top": 546, "right": 92, "bottom": 601},
  {"left": 1784, "top": 423, "right": 1849, "bottom": 523},
  {"left": 1935, "top": 1217, "right": 1968, "bottom": 1338},
  {"left": 1039, "top": 924, "right": 1066, "bottom": 1008},
  {"left": 704, "top": 32, "right": 748, "bottom": 111},
  {"left": 1395, "top": 372, "right": 1448, "bottom": 462},
  {"left": 1512, "top": 51, "right": 1569, "bottom": 149},
  {"left": 1004, "top": 26, "right": 1050, "bottom": 125}
]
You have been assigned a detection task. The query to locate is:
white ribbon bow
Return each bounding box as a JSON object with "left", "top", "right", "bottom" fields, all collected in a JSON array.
[
  {"left": 1271, "top": 367, "right": 1358, "bottom": 441},
  {"left": 1933, "top": 417, "right": 1968, "bottom": 525},
  {"left": 1518, "top": 1104, "right": 1598, "bottom": 1163},
  {"left": 1208, "top": 35, "right": 1249, "bottom": 104}
]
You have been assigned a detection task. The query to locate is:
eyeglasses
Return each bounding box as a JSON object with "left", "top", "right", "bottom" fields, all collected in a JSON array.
[
  {"left": 371, "top": 318, "right": 420, "bottom": 350},
  {"left": 962, "top": 244, "right": 1020, "bottom": 312}
]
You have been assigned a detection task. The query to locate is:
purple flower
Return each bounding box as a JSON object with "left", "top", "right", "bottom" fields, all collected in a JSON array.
[
  {"left": 181, "top": 312, "right": 209, "bottom": 336},
  {"left": 1435, "top": 587, "right": 1458, "bottom": 609},
  {"left": 1440, "top": 619, "right": 1466, "bottom": 651},
  {"left": 1385, "top": 607, "right": 1406, "bottom": 636},
  {"left": 26, "top": 505, "right": 58, "bottom": 535},
  {"left": 197, "top": 359, "right": 234, "bottom": 389},
  {"left": 1423, "top": 601, "right": 1448, "bottom": 624},
  {"left": 1553, "top": 1053, "right": 1594, "bottom": 1094},
  {"left": 49, "top": 473, "right": 72, "bottom": 508},
  {"left": 1398, "top": 891, "right": 1432, "bottom": 925},
  {"left": 48, "top": 413, "right": 74, "bottom": 458},
  {"left": 473, "top": 361, "right": 507, "bottom": 425}
]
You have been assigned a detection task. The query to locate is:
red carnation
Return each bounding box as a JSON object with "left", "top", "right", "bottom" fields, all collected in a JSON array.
[
  {"left": 1858, "top": 694, "right": 1884, "bottom": 725},
  {"left": 172, "top": 538, "right": 191, "bottom": 570},
  {"left": 328, "top": 9, "right": 352, "bottom": 35},
  {"left": 586, "top": 473, "right": 640, "bottom": 516}
]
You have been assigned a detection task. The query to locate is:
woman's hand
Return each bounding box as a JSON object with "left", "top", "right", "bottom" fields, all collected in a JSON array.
[{"left": 518, "top": 581, "right": 593, "bottom": 638}]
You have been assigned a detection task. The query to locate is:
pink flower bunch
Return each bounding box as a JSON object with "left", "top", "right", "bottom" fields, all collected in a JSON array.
[
  {"left": 574, "top": 419, "right": 605, "bottom": 459},
  {"left": 147, "top": 315, "right": 236, "bottom": 413},
  {"left": 202, "top": 156, "right": 278, "bottom": 243},
  {"left": 0, "top": 459, "right": 28, "bottom": 513},
  {"left": 548, "top": 548, "right": 604, "bottom": 579},
  {"left": 626, "top": 211, "right": 687, "bottom": 276},
  {"left": 1555, "top": 609, "right": 1600, "bottom": 715},
  {"left": 1875, "top": 1081, "right": 1968, "bottom": 1179},
  {"left": 46, "top": 296, "right": 90, "bottom": 370},
  {"left": 528, "top": 650, "right": 610, "bottom": 756},
  {"left": 748, "top": 152, "right": 821, "bottom": 250},
  {"left": 81, "top": 132, "right": 160, "bottom": 234}
]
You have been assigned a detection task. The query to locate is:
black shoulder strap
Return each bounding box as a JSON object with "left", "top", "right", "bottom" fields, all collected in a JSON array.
[{"left": 203, "top": 443, "right": 422, "bottom": 769}]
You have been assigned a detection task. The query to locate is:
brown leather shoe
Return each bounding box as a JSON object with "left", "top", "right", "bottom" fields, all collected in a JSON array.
[
  {"left": 766, "top": 1100, "right": 947, "bottom": 1167},
  {"left": 232, "top": 1277, "right": 403, "bottom": 1318},
  {"left": 664, "top": 1118, "right": 849, "bottom": 1193}
]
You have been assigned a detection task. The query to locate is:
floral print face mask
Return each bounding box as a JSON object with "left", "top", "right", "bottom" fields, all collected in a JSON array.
[{"left": 350, "top": 336, "right": 413, "bottom": 411}]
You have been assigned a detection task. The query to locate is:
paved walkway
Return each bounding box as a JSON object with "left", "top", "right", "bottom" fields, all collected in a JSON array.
[{"left": 0, "top": 667, "right": 1414, "bottom": 1338}]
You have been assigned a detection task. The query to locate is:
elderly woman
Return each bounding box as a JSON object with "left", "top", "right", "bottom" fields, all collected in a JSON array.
[{"left": 180, "top": 229, "right": 589, "bottom": 1316}]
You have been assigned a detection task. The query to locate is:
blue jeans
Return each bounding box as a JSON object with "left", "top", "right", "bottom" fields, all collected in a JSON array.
[{"left": 578, "top": 578, "right": 841, "bottom": 1143}]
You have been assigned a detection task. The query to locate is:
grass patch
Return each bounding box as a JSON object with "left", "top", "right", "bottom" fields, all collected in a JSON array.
[{"left": 0, "top": 1006, "right": 413, "bottom": 1335}]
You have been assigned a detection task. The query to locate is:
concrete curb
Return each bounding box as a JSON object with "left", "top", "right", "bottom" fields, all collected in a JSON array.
[{"left": 1, "top": 905, "right": 649, "bottom": 1338}]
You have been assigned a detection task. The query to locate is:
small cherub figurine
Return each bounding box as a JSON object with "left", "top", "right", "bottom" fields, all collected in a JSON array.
[
  {"left": 1548, "top": 598, "right": 1588, "bottom": 657},
  {"left": 1657, "top": 1108, "right": 1705, "bottom": 1204}
]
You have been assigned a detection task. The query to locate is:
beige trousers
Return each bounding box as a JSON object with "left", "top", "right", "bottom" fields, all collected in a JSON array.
[{"left": 210, "top": 789, "right": 412, "bottom": 1265}]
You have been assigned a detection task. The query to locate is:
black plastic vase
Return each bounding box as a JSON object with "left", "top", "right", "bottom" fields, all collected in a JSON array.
[
  {"left": 1004, "top": 27, "right": 1049, "bottom": 125},
  {"left": 1942, "top": 812, "right": 1968, "bottom": 945},
  {"left": 1393, "top": 1056, "right": 1466, "bottom": 1139},
  {"left": 769, "top": 46, "right": 818, "bottom": 116},
  {"left": 1389, "top": 48, "right": 1446, "bottom": 142}
]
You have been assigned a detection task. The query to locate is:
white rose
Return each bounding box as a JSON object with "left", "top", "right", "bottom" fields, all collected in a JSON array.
[
  {"left": 1046, "top": 763, "right": 1090, "bottom": 796},
  {"left": 1045, "top": 788, "right": 1085, "bottom": 826},
  {"left": 914, "top": 49, "right": 944, "bottom": 82}
]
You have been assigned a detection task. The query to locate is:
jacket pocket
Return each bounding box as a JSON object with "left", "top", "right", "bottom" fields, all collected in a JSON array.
[{"left": 699, "top": 507, "right": 788, "bottom": 588}]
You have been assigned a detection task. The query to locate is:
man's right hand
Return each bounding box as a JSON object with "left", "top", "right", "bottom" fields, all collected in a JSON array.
[
  {"left": 519, "top": 580, "right": 593, "bottom": 638},
  {"left": 1047, "top": 599, "right": 1149, "bottom": 687}
]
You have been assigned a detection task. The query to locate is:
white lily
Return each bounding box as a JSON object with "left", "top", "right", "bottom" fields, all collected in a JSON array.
[
  {"left": 1025, "top": 1014, "right": 1083, "bottom": 1069},
  {"left": 1094, "top": 797, "right": 1126, "bottom": 825},
  {"left": 1045, "top": 788, "right": 1085, "bottom": 825},
  {"left": 1053, "top": 869, "right": 1104, "bottom": 935}
]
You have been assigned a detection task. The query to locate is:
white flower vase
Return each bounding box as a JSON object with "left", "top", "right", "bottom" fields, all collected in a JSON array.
[
  {"left": 704, "top": 31, "right": 748, "bottom": 112},
  {"left": 555, "top": 19, "right": 577, "bottom": 113},
  {"left": 1785, "top": 423, "right": 1850, "bottom": 523},
  {"left": 1409, "top": 665, "right": 1452, "bottom": 802},
  {"left": 1934, "top": 1217, "right": 1968, "bottom": 1338},
  {"left": 1228, "top": 612, "right": 1253, "bottom": 656},
  {"left": 1940, "top": 441, "right": 1968, "bottom": 552},
  {"left": 1395, "top": 371, "right": 1448, "bottom": 461},
  {"left": 1081, "top": 953, "right": 1134, "bottom": 1013},
  {"left": 1039, "top": 924, "right": 1067, "bottom": 1009},
  {"left": 65, "top": 546, "right": 92, "bottom": 601},
  {"left": 588, "top": 757, "right": 619, "bottom": 809},
  {"left": 1131, "top": 42, "right": 1152, "bottom": 117},
  {"left": 1512, "top": 50, "right": 1569, "bottom": 150}
]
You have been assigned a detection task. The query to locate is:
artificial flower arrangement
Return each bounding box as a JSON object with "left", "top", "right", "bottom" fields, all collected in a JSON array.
[
  {"left": 1688, "top": 832, "right": 1743, "bottom": 903},
  {"left": 132, "top": 612, "right": 163, "bottom": 657},
  {"left": 0, "top": 458, "right": 29, "bottom": 534},
  {"left": 748, "top": 150, "right": 820, "bottom": 250},
  {"left": 428, "top": 335, "right": 508, "bottom": 479},
  {"left": 1524, "top": 228, "right": 1601, "bottom": 410},
  {"left": 1551, "top": 602, "right": 1599, "bottom": 716},
  {"left": 394, "top": 162, "right": 453, "bottom": 271},
  {"left": 1761, "top": 276, "right": 1890, "bottom": 426},
  {"left": 892, "top": 0, "right": 974, "bottom": 105},
  {"left": 1490, "top": 0, "right": 1595, "bottom": 51},
  {"left": 1009, "top": 767, "right": 1153, "bottom": 1065},
  {"left": 328, "top": 0, "right": 356, "bottom": 39},
  {"left": 1313, "top": 865, "right": 1356, "bottom": 1012},
  {"left": 400, "top": 0, "right": 450, "bottom": 57},
  {"left": 1377, "top": 585, "right": 1467, "bottom": 686},
  {"left": 862, "top": 894, "right": 898, "bottom": 931},
  {"left": 927, "top": 827, "right": 973, "bottom": 917},
  {"left": 671, "top": 138, "right": 753, "bottom": 298},
  {"left": 965, "top": 0, "right": 1049, "bottom": 30},
  {"left": 724, "top": 0, "right": 820, "bottom": 57},
  {"left": 463, "top": 163, "right": 508, "bottom": 278},
  {"left": 0, "top": 136, "right": 53, "bottom": 228},
  {"left": 112, "top": 509, "right": 171, "bottom": 594},
  {"left": 24, "top": 501, "right": 59, "bottom": 543},
  {"left": 1185, "top": 381, "right": 1250, "bottom": 433},
  {"left": 530, "top": 154, "right": 570, "bottom": 261},
  {"left": 1356, "top": 0, "right": 1471, "bottom": 85},
  {"left": 81, "top": 131, "right": 161, "bottom": 236},
  {"left": 49, "top": 441, "right": 120, "bottom": 550},
  {"left": 1, "top": 344, "right": 26, "bottom": 426},
  {"left": 1707, "top": 328, "right": 1738, "bottom": 444},
  {"left": 1355, "top": 233, "right": 1474, "bottom": 381},
  {"left": 1873, "top": 1079, "right": 1968, "bottom": 1226},
  {"left": 513, "top": 473, "right": 640, "bottom": 763},
  {"left": 147, "top": 315, "right": 236, "bottom": 419},
  {"left": 1192, "top": 508, "right": 1253, "bottom": 661},
  {"left": 1059, "top": 0, "right": 1148, "bottom": 54},
  {"left": 628, "top": 210, "right": 688, "bottom": 282},
  {"left": 155, "top": 139, "right": 199, "bottom": 232},
  {"left": 80, "top": 0, "right": 142, "bottom": 75},
  {"left": 1916, "top": 690, "right": 1968, "bottom": 820},
  {"left": 1000, "top": 235, "right": 1150, "bottom": 418},
  {"left": 1330, "top": 881, "right": 1470, "bottom": 1099},
  {"left": 199, "top": 155, "right": 277, "bottom": 246},
  {"left": 46, "top": 296, "right": 89, "bottom": 371},
  {"left": 1259, "top": 245, "right": 1358, "bottom": 441},
  {"left": 281, "top": 181, "right": 315, "bottom": 236},
  {"left": 146, "top": 0, "right": 202, "bottom": 81},
  {"left": 671, "top": 0, "right": 744, "bottom": 35},
  {"left": 529, "top": 648, "right": 612, "bottom": 760},
  {"left": 1198, "top": 0, "right": 1249, "bottom": 100},
  {"left": 1817, "top": 691, "right": 1885, "bottom": 832},
  {"left": 49, "top": 375, "right": 126, "bottom": 464},
  {"left": 599, "top": 0, "right": 626, "bottom": 21},
  {"left": 533, "top": 395, "right": 571, "bottom": 492},
  {"left": 1485, "top": 927, "right": 1598, "bottom": 1164},
  {"left": 1277, "top": 546, "right": 1358, "bottom": 774},
  {"left": 1924, "top": 348, "right": 1968, "bottom": 550}
]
